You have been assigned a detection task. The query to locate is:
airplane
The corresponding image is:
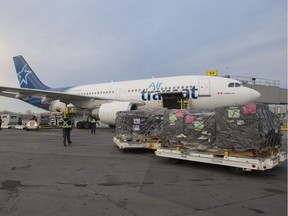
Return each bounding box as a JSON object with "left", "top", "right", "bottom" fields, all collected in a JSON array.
[{"left": 0, "top": 55, "right": 261, "bottom": 126}]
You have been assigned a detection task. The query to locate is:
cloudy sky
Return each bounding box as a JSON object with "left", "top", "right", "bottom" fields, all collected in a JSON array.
[{"left": 0, "top": 0, "right": 287, "bottom": 113}]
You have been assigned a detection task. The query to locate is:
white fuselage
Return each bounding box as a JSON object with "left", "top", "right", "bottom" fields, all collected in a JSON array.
[{"left": 51, "top": 75, "right": 260, "bottom": 111}]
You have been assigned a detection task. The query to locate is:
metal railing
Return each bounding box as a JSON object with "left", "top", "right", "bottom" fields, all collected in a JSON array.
[{"left": 231, "top": 75, "right": 280, "bottom": 87}]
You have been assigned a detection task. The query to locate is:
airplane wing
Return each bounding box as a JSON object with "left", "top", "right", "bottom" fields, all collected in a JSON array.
[
  {"left": 0, "top": 86, "right": 90, "bottom": 101},
  {"left": 0, "top": 86, "right": 145, "bottom": 106}
]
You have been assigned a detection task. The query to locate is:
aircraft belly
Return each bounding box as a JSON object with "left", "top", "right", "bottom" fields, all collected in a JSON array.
[
  {"left": 145, "top": 100, "right": 163, "bottom": 108},
  {"left": 70, "top": 100, "right": 96, "bottom": 109}
]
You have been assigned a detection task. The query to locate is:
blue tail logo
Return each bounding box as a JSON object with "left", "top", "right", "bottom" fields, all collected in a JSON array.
[
  {"left": 17, "top": 64, "right": 32, "bottom": 86},
  {"left": 13, "top": 55, "right": 50, "bottom": 90}
]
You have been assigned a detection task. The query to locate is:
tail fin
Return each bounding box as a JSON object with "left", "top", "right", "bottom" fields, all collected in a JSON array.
[{"left": 13, "top": 55, "right": 50, "bottom": 90}]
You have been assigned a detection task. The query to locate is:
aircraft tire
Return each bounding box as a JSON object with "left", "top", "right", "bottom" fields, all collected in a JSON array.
[
  {"left": 76, "top": 122, "right": 83, "bottom": 129},
  {"left": 84, "top": 122, "right": 91, "bottom": 129}
]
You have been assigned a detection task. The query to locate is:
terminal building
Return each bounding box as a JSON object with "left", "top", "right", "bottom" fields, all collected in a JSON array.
[{"left": 232, "top": 75, "right": 287, "bottom": 115}]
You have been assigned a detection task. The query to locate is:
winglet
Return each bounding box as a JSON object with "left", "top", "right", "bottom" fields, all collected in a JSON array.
[{"left": 13, "top": 55, "right": 50, "bottom": 90}]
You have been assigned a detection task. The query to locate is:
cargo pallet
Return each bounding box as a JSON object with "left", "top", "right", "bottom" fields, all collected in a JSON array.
[
  {"left": 155, "top": 147, "right": 287, "bottom": 174},
  {"left": 113, "top": 137, "right": 160, "bottom": 150}
]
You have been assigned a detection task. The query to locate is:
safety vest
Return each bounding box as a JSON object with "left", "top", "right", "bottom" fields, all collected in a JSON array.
[
  {"left": 91, "top": 119, "right": 97, "bottom": 124},
  {"left": 62, "top": 119, "right": 72, "bottom": 128}
]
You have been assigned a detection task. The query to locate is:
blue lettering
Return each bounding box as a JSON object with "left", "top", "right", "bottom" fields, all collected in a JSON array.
[
  {"left": 191, "top": 86, "right": 198, "bottom": 99},
  {"left": 147, "top": 91, "right": 151, "bottom": 100},
  {"left": 148, "top": 82, "right": 163, "bottom": 89},
  {"left": 140, "top": 85, "right": 198, "bottom": 101},
  {"left": 182, "top": 89, "right": 190, "bottom": 99},
  {"left": 141, "top": 89, "right": 147, "bottom": 101},
  {"left": 152, "top": 91, "right": 162, "bottom": 100},
  {"left": 148, "top": 82, "right": 155, "bottom": 89}
]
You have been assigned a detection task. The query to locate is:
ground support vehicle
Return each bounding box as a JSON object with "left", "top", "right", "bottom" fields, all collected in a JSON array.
[
  {"left": 15, "top": 125, "right": 26, "bottom": 130},
  {"left": 155, "top": 147, "right": 287, "bottom": 173},
  {"left": 0, "top": 114, "right": 19, "bottom": 129},
  {"left": 113, "top": 137, "right": 160, "bottom": 150},
  {"left": 25, "top": 120, "right": 39, "bottom": 131}
]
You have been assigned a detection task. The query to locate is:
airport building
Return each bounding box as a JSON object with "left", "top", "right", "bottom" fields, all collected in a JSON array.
[{"left": 232, "top": 76, "right": 287, "bottom": 117}]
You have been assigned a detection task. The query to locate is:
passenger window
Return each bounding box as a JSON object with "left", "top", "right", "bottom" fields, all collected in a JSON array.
[
  {"left": 235, "top": 83, "right": 241, "bottom": 87},
  {"left": 228, "top": 83, "right": 234, "bottom": 87}
]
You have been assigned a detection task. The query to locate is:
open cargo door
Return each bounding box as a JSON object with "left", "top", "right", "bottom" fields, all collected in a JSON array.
[{"left": 161, "top": 92, "right": 186, "bottom": 109}]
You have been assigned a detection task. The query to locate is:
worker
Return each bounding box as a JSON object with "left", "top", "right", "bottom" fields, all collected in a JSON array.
[
  {"left": 62, "top": 117, "right": 72, "bottom": 146},
  {"left": 18, "top": 118, "right": 22, "bottom": 125},
  {"left": 32, "top": 115, "right": 37, "bottom": 121},
  {"left": 0, "top": 116, "right": 2, "bottom": 130},
  {"left": 90, "top": 116, "right": 99, "bottom": 134}
]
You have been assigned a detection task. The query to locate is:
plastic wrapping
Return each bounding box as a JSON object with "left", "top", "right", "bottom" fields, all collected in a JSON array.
[
  {"left": 215, "top": 104, "right": 281, "bottom": 151},
  {"left": 115, "top": 108, "right": 164, "bottom": 141},
  {"left": 161, "top": 109, "right": 216, "bottom": 150},
  {"left": 115, "top": 103, "right": 281, "bottom": 153}
]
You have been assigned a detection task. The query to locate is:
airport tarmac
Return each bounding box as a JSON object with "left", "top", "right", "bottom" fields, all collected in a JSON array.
[{"left": 0, "top": 128, "right": 287, "bottom": 216}]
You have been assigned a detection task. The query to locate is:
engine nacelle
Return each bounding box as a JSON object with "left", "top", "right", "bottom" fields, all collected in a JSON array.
[
  {"left": 98, "top": 102, "right": 137, "bottom": 125},
  {"left": 41, "top": 96, "right": 53, "bottom": 104},
  {"left": 15, "top": 93, "right": 28, "bottom": 100}
]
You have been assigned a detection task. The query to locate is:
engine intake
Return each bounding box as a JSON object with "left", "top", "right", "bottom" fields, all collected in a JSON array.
[{"left": 98, "top": 102, "right": 137, "bottom": 125}]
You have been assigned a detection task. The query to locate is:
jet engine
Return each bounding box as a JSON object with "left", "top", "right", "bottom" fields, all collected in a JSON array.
[{"left": 93, "top": 102, "right": 137, "bottom": 126}]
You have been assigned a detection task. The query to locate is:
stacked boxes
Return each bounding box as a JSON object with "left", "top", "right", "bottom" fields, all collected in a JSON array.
[
  {"left": 161, "top": 104, "right": 281, "bottom": 153},
  {"left": 215, "top": 104, "right": 281, "bottom": 151},
  {"left": 161, "top": 109, "right": 215, "bottom": 150},
  {"left": 115, "top": 108, "right": 164, "bottom": 141},
  {"left": 115, "top": 103, "right": 281, "bottom": 154}
]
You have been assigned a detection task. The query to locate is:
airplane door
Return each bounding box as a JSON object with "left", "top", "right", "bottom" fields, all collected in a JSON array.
[
  {"left": 198, "top": 79, "right": 210, "bottom": 96},
  {"left": 115, "top": 88, "right": 121, "bottom": 99}
]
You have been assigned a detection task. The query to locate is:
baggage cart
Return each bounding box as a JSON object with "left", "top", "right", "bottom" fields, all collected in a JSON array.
[{"left": 155, "top": 147, "right": 287, "bottom": 174}]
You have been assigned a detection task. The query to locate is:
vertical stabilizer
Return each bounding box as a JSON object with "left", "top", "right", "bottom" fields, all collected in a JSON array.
[{"left": 13, "top": 55, "right": 50, "bottom": 90}]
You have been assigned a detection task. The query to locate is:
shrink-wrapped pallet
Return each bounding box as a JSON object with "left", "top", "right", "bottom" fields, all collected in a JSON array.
[
  {"left": 215, "top": 104, "right": 281, "bottom": 151},
  {"left": 115, "top": 108, "right": 164, "bottom": 141},
  {"left": 161, "top": 109, "right": 216, "bottom": 150}
]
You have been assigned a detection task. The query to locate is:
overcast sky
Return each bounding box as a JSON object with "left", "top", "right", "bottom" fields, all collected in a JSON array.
[{"left": 0, "top": 0, "right": 287, "bottom": 113}]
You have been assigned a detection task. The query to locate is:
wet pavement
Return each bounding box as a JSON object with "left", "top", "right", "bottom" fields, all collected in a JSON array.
[{"left": 0, "top": 128, "right": 287, "bottom": 216}]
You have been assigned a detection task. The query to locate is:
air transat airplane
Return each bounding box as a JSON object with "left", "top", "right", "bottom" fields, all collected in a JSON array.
[{"left": 0, "top": 55, "right": 261, "bottom": 125}]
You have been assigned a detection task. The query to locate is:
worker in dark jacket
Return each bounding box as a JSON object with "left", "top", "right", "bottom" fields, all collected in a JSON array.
[{"left": 62, "top": 118, "right": 72, "bottom": 146}]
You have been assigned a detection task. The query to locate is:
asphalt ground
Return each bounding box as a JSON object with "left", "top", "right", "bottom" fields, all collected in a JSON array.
[{"left": 0, "top": 128, "right": 287, "bottom": 216}]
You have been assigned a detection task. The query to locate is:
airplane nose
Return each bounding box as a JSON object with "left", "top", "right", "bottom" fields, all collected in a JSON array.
[{"left": 251, "top": 89, "right": 261, "bottom": 101}]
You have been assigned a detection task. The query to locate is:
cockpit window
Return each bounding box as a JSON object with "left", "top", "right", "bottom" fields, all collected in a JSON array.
[
  {"left": 228, "top": 83, "right": 234, "bottom": 87},
  {"left": 228, "top": 82, "right": 242, "bottom": 87}
]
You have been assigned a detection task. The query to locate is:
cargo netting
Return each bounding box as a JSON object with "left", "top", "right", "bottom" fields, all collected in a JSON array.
[
  {"left": 115, "top": 107, "right": 164, "bottom": 141},
  {"left": 161, "top": 109, "right": 216, "bottom": 151},
  {"left": 215, "top": 104, "right": 281, "bottom": 152},
  {"left": 115, "top": 104, "right": 281, "bottom": 153}
]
